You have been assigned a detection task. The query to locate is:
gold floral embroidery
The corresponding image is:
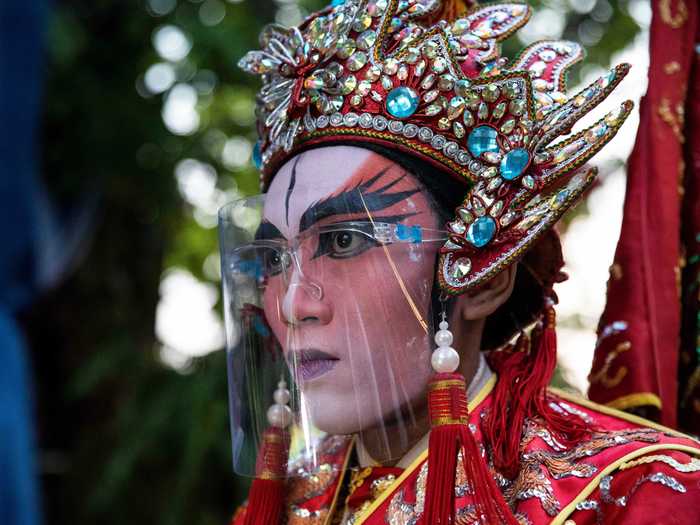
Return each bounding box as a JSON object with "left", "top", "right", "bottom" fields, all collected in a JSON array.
[
  {"left": 659, "top": 0, "right": 688, "bottom": 29},
  {"left": 589, "top": 341, "right": 631, "bottom": 388},
  {"left": 664, "top": 61, "right": 681, "bottom": 75},
  {"left": 657, "top": 97, "right": 685, "bottom": 143}
]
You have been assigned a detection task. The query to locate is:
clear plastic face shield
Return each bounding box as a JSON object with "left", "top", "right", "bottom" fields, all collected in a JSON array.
[{"left": 219, "top": 146, "right": 450, "bottom": 477}]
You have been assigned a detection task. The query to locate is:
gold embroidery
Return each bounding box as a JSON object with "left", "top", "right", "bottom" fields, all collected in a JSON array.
[
  {"left": 659, "top": 0, "right": 688, "bottom": 28},
  {"left": 657, "top": 97, "right": 685, "bottom": 143},
  {"left": 620, "top": 453, "right": 700, "bottom": 473},
  {"left": 609, "top": 262, "right": 623, "bottom": 280},
  {"left": 664, "top": 61, "right": 681, "bottom": 75},
  {"left": 589, "top": 341, "right": 631, "bottom": 388}
]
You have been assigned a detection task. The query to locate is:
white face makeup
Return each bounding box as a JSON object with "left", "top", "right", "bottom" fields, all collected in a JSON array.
[{"left": 259, "top": 145, "right": 443, "bottom": 441}]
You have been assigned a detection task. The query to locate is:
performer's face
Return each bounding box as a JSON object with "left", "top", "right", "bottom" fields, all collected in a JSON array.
[{"left": 261, "top": 146, "right": 441, "bottom": 435}]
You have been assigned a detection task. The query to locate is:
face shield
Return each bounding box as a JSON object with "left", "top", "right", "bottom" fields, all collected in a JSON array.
[{"left": 218, "top": 147, "right": 452, "bottom": 477}]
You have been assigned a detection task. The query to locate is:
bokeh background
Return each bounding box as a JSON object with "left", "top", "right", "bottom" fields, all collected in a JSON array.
[{"left": 12, "top": 0, "right": 652, "bottom": 523}]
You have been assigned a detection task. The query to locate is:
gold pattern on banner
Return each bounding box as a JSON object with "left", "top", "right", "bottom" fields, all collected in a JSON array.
[
  {"left": 610, "top": 262, "right": 623, "bottom": 280},
  {"left": 589, "top": 341, "right": 631, "bottom": 388},
  {"left": 664, "top": 61, "right": 681, "bottom": 74},
  {"left": 657, "top": 97, "right": 685, "bottom": 143},
  {"left": 659, "top": 0, "right": 689, "bottom": 29}
]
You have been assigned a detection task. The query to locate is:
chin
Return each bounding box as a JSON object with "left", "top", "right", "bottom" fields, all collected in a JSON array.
[{"left": 304, "top": 392, "right": 381, "bottom": 435}]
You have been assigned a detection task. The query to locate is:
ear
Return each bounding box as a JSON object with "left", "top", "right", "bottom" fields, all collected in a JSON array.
[{"left": 454, "top": 265, "right": 517, "bottom": 321}]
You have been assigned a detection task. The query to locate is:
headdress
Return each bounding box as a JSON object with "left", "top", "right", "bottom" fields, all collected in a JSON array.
[{"left": 236, "top": 1, "right": 633, "bottom": 523}]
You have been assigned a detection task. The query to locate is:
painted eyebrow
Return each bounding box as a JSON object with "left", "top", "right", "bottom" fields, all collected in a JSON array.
[
  {"left": 255, "top": 221, "right": 283, "bottom": 241},
  {"left": 299, "top": 166, "right": 421, "bottom": 232}
]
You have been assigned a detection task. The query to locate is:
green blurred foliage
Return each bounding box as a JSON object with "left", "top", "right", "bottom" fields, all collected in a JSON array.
[{"left": 33, "top": 0, "right": 643, "bottom": 523}]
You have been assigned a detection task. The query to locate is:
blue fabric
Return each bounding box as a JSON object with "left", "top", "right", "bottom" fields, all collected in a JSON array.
[
  {"left": 0, "top": 2, "right": 49, "bottom": 524},
  {"left": 0, "top": 312, "right": 40, "bottom": 525}
]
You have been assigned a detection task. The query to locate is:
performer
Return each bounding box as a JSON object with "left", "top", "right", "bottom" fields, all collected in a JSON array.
[{"left": 220, "top": 1, "right": 700, "bottom": 523}]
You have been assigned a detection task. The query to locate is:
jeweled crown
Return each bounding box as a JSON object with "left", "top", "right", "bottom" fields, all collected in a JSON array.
[{"left": 239, "top": 0, "right": 633, "bottom": 294}]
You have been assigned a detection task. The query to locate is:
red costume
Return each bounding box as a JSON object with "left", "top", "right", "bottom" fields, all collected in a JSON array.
[
  {"left": 231, "top": 378, "right": 700, "bottom": 524},
  {"left": 221, "top": 1, "right": 700, "bottom": 524}
]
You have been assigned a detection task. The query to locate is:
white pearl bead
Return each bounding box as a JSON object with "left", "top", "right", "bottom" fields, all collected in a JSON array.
[
  {"left": 434, "top": 329, "right": 453, "bottom": 347},
  {"left": 431, "top": 346, "right": 460, "bottom": 373},
  {"left": 273, "top": 388, "right": 291, "bottom": 405},
  {"left": 439, "top": 321, "right": 449, "bottom": 331},
  {"left": 267, "top": 404, "right": 293, "bottom": 428}
]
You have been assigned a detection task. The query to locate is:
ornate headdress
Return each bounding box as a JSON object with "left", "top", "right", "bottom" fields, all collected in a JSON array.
[
  {"left": 236, "top": 1, "right": 632, "bottom": 523},
  {"left": 240, "top": 0, "right": 632, "bottom": 296}
]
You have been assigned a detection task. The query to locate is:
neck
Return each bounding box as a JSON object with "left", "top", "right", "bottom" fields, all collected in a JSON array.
[{"left": 358, "top": 317, "right": 485, "bottom": 466}]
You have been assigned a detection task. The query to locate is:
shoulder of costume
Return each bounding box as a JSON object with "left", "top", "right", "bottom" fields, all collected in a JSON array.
[
  {"left": 541, "top": 387, "right": 700, "bottom": 524},
  {"left": 348, "top": 382, "right": 700, "bottom": 525}
]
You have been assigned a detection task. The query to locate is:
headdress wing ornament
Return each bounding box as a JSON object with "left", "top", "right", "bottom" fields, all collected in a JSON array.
[{"left": 238, "top": 0, "right": 633, "bottom": 295}]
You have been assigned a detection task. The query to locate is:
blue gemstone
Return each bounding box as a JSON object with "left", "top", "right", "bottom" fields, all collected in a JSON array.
[
  {"left": 467, "top": 125, "right": 499, "bottom": 157},
  {"left": 466, "top": 216, "right": 497, "bottom": 248},
  {"left": 499, "top": 148, "right": 530, "bottom": 180},
  {"left": 252, "top": 141, "right": 262, "bottom": 170},
  {"left": 386, "top": 87, "right": 419, "bottom": 119},
  {"left": 331, "top": 0, "right": 345, "bottom": 6}
]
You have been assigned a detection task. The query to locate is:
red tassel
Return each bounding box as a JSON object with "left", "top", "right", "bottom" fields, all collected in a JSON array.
[
  {"left": 243, "top": 427, "right": 290, "bottom": 525},
  {"left": 421, "top": 373, "right": 519, "bottom": 525},
  {"left": 485, "top": 300, "right": 591, "bottom": 479}
]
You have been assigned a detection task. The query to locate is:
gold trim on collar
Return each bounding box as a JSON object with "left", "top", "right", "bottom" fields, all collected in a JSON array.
[
  {"left": 324, "top": 435, "right": 356, "bottom": 525},
  {"left": 351, "top": 374, "right": 497, "bottom": 525}
]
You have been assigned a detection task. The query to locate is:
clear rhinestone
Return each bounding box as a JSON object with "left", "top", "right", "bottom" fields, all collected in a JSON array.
[
  {"left": 423, "top": 40, "right": 439, "bottom": 58},
  {"left": 403, "top": 123, "right": 418, "bottom": 137},
  {"left": 359, "top": 113, "right": 373, "bottom": 128},
  {"left": 455, "top": 79, "right": 471, "bottom": 97},
  {"left": 356, "top": 80, "right": 372, "bottom": 95},
  {"left": 431, "top": 134, "right": 446, "bottom": 149},
  {"left": 383, "top": 58, "right": 399, "bottom": 75},
  {"left": 372, "top": 115, "right": 388, "bottom": 130},
  {"left": 340, "top": 75, "right": 357, "bottom": 94},
  {"left": 425, "top": 103, "right": 442, "bottom": 116},
  {"left": 421, "top": 73, "right": 436, "bottom": 90},
  {"left": 453, "top": 121, "right": 465, "bottom": 138},
  {"left": 492, "top": 102, "right": 507, "bottom": 120},
  {"left": 423, "top": 89, "right": 439, "bottom": 103},
  {"left": 343, "top": 112, "right": 359, "bottom": 126},
  {"left": 388, "top": 120, "right": 403, "bottom": 133},
  {"left": 381, "top": 75, "right": 393, "bottom": 90},
  {"left": 365, "top": 65, "right": 382, "bottom": 82},
  {"left": 432, "top": 57, "right": 447, "bottom": 73},
  {"left": 444, "top": 141, "right": 459, "bottom": 158},
  {"left": 418, "top": 127, "right": 433, "bottom": 142},
  {"left": 482, "top": 84, "right": 500, "bottom": 102},
  {"left": 438, "top": 74, "right": 455, "bottom": 91},
  {"left": 347, "top": 52, "right": 368, "bottom": 71},
  {"left": 451, "top": 257, "right": 471, "bottom": 279},
  {"left": 336, "top": 38, "right": 356, "bottom": 59},
  {"left": 356, "top": 30, "right": 377, "bottom": 50}
]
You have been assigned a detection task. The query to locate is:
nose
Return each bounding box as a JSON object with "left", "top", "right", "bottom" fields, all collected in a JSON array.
[{"left": 281, "top": 262, "right": 331, "bottom": 326}]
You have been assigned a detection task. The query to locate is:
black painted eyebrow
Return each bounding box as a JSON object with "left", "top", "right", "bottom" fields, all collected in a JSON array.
[
  {"left": 299, "top": 166, "right": 421, "bottom": 232},
  {"left": 255, "top": 221, "right": 284, "bottom": 241},
  {"left": 285, "top": 156, "right": 300, "bottom": 226}
]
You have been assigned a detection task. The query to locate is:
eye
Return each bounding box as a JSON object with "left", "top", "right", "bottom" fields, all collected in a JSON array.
[
  {"left": 262, "top": 248, "right": 289, "bottom": 276},
  {"left": 323, "top": 230, "right": 378, "bottom": 259}
]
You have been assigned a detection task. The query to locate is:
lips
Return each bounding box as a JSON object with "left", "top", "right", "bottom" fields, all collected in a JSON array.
[{"left": 288, "top": 349, "right": 339, "bottom": 381}]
